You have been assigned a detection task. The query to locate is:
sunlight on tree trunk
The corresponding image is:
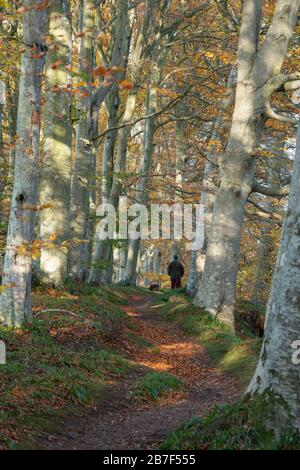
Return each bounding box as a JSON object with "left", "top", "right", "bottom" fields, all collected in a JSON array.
[
  {"left": 194, "top": 0, "right": 300, "bottom": 330},
  {"left": 68, "top": 0, "right": 96, "bottom": 281},
  {"left": 0, "top": 0, "right": 48, "bottom": 326},
  {"left": 247, "top": 126, "right": 300, "bottom": 433},
  {"left": 39, "top": 0, "right": 72, "bottom": 287}
]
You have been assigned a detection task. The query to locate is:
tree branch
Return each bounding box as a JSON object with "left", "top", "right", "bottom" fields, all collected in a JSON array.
[
  {"left": 247, "top": 198, "right": 283, "bottom": 223},
  {"left": 251, "top": 178, "right": 291, "bottom": 197},
  {"left": 92, "top": 85, "right": 194, "bottom": 142}
]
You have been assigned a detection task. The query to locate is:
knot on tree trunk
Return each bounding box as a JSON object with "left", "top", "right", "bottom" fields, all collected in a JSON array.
[{"left": 16, "top": 193, "right": 27, "bottom": 202}]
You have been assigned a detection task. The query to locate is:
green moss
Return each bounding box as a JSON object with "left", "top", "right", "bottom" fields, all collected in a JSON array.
[
  {"left": 155, "top": 293, "right": 261, "bottom": 390},
  {"left": 0, "top": 284, "right": 134, "bottom": 449},
  {"left": 159, "top": 288, "right": 187, "bottom": 303},
  {"left": 162, "top": 392, "right": 300, "bottom": 450},
  {"left": 135, "top": 371, "right": 182, "bottom": 399}
]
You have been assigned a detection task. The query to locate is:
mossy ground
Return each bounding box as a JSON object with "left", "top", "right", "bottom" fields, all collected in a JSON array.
[
  {"left": 154, "top": 289, "right": 300, "bottom": 450},
  {"left": 0, "top": 284, "right": 142, "bottom": 449},
  {"left": 2, "top": 285, "right": 292, "bottom": 450},
  {"left": 135, "top": 371, "right": 182, "bottom": 400},
  {"left": 155, "top": 289, "right": 262, "bottom": 390},
  {"left": 162, "top": 392, "right": 300, "bottom": 450}
]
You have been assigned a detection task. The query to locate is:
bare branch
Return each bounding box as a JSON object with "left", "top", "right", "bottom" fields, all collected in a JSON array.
[
  {"left": 92, "top": 85, "right": 194, "bottom": 142},
  {"left": 247, "top": 198, "right": 283, "bottom": 224},
  {"left": 251, "top": 178, "right": 291, "bottom": 197},
  {"left": 265, "top": 101, "right": 298, "bottom": 124}
]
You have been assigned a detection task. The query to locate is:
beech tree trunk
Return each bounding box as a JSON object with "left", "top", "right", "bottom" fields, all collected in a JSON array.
[
  {"left": 170, "top": 118, "right": 185, "bottom": 261},
  {"left": 123, "top": 75, "right": 158, "bottom": 285},
  {"left": 6, "top": 79, "right": 19, "bottom": 175},
  {"left": 0, "top": 1, "right": 48, "bottom": 326},
  {"left": 88, "top": 0, "right": 130, "bottom": 284},
  {"left": 247, "top": 125, "right": 300, "bottom": 434},
  {"left": 187, "top": 67, "right": 236, "bottom": 297},
  {"left": 0, "top": 82, "right": 5, "bottom": 219},
  {"left": 90, "top": 89, "right": 120, "bottom": 285},
  {"left": 89, "top": 0, "right": 153, "bottom": 284},
  {"left": 39, "top": 0, "right": 72, "bottom": 287},
  {"left": 68, "top": 0, "right": 96, "bottom": 281},
  {"left": 122, "top": 0, "right": 171, "bottom": 285},
  {"left": 194, "top": 0, "right": 300, "bottom": 330}
]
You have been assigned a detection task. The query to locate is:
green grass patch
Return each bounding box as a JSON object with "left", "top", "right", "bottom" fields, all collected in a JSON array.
[
  {"left": 127, "top": 332, "right": 152, "bottom": 348},
  {"left": 162, "top": 392, "right": 300, "bottom": 450},
  {"left": 155, "top": 293, "right": 262, "bottom": 391},
  {"left": 136, "top": 371, "right": 182, "bottom": 399},
  {"left": 0, "top": 284, "right": 133, "bottom": 449}
]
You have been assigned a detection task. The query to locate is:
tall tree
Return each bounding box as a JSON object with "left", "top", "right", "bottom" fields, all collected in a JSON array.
[
  {"left": 0, "top": 0, "right": 48, "bottom": 326},
  {"left": 194, "top": 0, "right": 300, "bottom": 329},
  {"left": 247, "top": 124, "right": 300, "bottom": 434},
  {"left": 0, "top": 80, "right": 5, "bottom": 220},
  {"left": 68, "top": 0, "right": 97, "bottom": 281},
  {"left": 89, "top": 0, "right": 152, "bottom": 284},
  {"left": 123, "top": 0, "right": 174, "bottom": 285},
  {"left": 88, "top": 0, "right": 131, "bottom": 285},
  {"left": 123, "top": 65, "right": 160, "bottom": 285},
  {"left": 39, "top": 0, "right": 72, "bottom": 287},
  {"left": 187, "top": 66, "right": 236, "bottom": 296}
]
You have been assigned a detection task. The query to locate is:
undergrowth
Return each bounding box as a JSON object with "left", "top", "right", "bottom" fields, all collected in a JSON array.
[
  {"left": 0, "top": 284, "right": 135, "bottom": 449},
  {"left": 156, "top": 290, "right": 299, "bottom": 450},
  {"left": 135, "top": 371, "right": 182, "bottom": 400},
  {"left": 162, "top": 392, "right": 300, "bottom": 450},
  {"left": 156, "top": 289, "right": 262, "bottom": 390}
]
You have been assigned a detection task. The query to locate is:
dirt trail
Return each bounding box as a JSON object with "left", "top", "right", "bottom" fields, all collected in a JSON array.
[{"left": 37, "top": 295, "right": 238, "bottom": 450}]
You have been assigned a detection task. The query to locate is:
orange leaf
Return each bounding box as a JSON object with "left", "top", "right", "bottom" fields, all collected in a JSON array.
[
  {"left": 119, "top": 79, "right": 133, "bottom": 90},
  {"left": 51, "top": 59, "right": 63, "bottom": 69},
  {"left": 93, "top": 66, "right": 107, "bottom": 77}
]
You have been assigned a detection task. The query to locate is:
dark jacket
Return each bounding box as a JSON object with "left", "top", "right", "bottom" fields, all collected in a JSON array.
[{"left": 167, "top": 260, "right": 184, "bottom": 278}]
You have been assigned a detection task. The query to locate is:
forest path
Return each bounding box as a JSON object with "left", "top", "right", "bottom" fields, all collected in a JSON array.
[{"left": 37, "top": 294, "right": 238, "bottom": 450}]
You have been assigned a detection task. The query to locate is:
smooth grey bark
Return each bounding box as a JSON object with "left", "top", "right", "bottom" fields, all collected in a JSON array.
[
  {"left": 246, "top": 125, "right": 300, "bottom": 433},
  {"left": 100, "top": 90, "right": 120, "bottom": 283},
  {"left": 0, "top": 1, "right": 48, "bottom": 326},
  {"left": 152, "top": 247, "right": 162, "bottom": 277},
  {"left": 251, "top": 230, "right": 273, "bottom": 306},
  {"left": 88, "top": 0, "right": 130, "bottom": 285},
  {"left": 251, "top": 158, "right": 284, "bottom": 305},
  {"left": 123, "top": 74, "right": 159, "bottom": 285},
  {"left": 194, "top": 0, "right": 300, "bottom": 330},
  {"left": 68, "top": 0, "right": 96, "bottom": 281},
  {"left": 89, "top": 88, "right": 121, "bottom": 285},
  {"left": 6, "top": 79, "right": 19, "bottom": 174},
  {"left": 187, "top": 66, "right": 236, "bottom": 297},
  {"left": 39, "top": 0, "right": 72, "bottom": 287},
  {"left": 170, "top": 118, "right": 185, "bottom": 262},
  {"left": 0, "top": 86, "right": 5, "bottom": 220},
  {"left": 122, "top": 1, "right": 172, "bottom": 286},
  {"left": 113, "top": 243, "right": 127, "bottom": 283},
  {"left": 86, "top": 0, "right": 129, "bottom": 145},
  {"left": 89, "top": 0, "right": 153, "bottom": 284},
  {"left": 70, "top": 0, "right": 128, "bottom": 282}
]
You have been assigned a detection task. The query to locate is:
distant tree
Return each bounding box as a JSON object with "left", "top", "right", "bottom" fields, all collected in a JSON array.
[{"left": 68, "top": 0, "right": 97, "bottom": 281}]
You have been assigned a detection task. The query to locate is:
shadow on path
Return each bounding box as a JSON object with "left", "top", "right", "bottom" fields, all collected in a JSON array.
[{"left": 37, "top": 295, "right": 238, "bottom": 450}]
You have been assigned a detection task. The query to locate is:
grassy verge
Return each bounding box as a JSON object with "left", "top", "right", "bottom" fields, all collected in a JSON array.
[
  {"left": 0, "top": 284, "right": 138, "bottom": 449},
  {"left": 135, "top": 371, "right": 182, "bottom": 400},
  {"left": 155, "top": 289, "right": 262, "bottom": 391},
  {"left": 155, "top": 290, "right": 297, "bottom": 450},
  {"left": 161, "top": 392, "right": 300, "bottom": 450}
]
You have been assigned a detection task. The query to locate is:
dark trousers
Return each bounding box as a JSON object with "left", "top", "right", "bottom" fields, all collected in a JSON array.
[{"left": 171, "top": 277, "right": 181, "bottom": 289}]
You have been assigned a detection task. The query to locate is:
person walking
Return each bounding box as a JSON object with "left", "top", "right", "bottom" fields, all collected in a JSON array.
[{"left": 167, "top": 255, "right": 184, "bottom": 289}]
